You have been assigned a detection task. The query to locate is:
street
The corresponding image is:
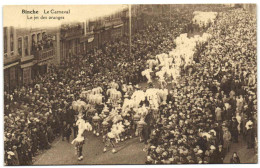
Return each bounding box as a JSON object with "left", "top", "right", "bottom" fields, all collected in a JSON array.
[
  {"left": 33, "top": 130, "right": 257, "bottom": 165},
  {"left": 223, "top": 135, "right": 257, "bottom": 163},
  {"left": 33, "top": 131, "right": 146, "bottom": 165},
  {"left": 33, "top": 80, "right": 257, "bottom": 165}
]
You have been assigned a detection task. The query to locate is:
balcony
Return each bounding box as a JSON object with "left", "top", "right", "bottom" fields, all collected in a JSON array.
[
  {"left": 61, "top": 26, "right": 84, "bottom": 40},
  {"left": 34, "top": 48, "right": 55, "bottom": 62},
  {"left": 4, "top": 53, "right": 21, "bottom": 65},
  {"left": 104, "top": 18, "right": 123, "bottom": 28},
  {"left": 80, "top": 31, "right": 94, "bottom": 43}
]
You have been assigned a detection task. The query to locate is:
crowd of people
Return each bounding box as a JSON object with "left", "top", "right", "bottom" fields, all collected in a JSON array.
[
  {"left": 31, "top": 34, "right": 54, "bottom": 52},
  {"left": 4, "top": 5, "right": 256, "bottom": 165},
  {"left": 145, "top": 8, "right": 257, "bottom": 164}
]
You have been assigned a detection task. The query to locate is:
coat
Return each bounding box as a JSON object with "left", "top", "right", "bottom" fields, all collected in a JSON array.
[
  {"left": 246, "top": 128, "right": 254, "bottom": 145},
  {"left": 215, "top": 107, "right": 222, "bottom": 121},
  {"left": 230, "top": 156, "right": 240, "bottom": 164},
  {"left": 223, "top": 131, "right": 231, "bottom": 149},
  {"left": 215, "top": 148, "right": 225, "bottom": 163}
]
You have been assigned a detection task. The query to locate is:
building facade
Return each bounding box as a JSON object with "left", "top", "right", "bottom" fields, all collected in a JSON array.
[
  {"left": 60, "top": 23, "right": 84, "bottom": 62},
  {"left": 16, "top": 28, "right": 35, "bottom": 87},
  {"left": 4, "top": 6, "right": 148, "bottom": 92},
  {"left": 4, "top": 27, "right": 20, "bottom": 92},
  {"left": 4, "top": 27, "right": 58, "bottom": 92}
]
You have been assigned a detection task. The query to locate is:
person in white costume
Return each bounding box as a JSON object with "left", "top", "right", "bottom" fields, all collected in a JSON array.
[
  {"left": 147, "top": 59, "right": 158, "bottom": 69},
  {"left": 72, "top": 116, "right": 92, "bottom": 161},
  {"left": 142, "top": 69, "right": 153, "bottom": 84},
  {"left": 236, "top": 113, "right": 242, "bottom": 134},
  {"left": 156, "top": 70, "right": 167, "bottom": 89}
]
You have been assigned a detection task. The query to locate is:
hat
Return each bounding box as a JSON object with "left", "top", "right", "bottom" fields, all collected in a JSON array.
[
  {"left": 197, "top": 150, "right": 203, "bottom": 154},
  {"left": 107, "top": 132, "right": 115, "bottom": 139},
  {"left": 210, "top": 145, "right": 216, "bottom": 150},
  {"left": 151, "top": 146, "right": 156, "bottom": 149}
]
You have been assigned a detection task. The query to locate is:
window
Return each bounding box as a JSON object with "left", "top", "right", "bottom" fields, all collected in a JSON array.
[
  {"left": 18, "top": 37, "right": 22, "bottom": 56},
  {"left": 4, "top": 27, "right": 7, "bottom": 54},
  {"left": 10, "top": 27, "right": 14, "bottom": 53},
  {"left": 32, "top": 34, "right": 36, "bottom": 52},
  {"left": 37, "top": 33, "right": 41, "bottom": 42},
  {"left": 24, "top": 36, "right": 29, "bottom": 55},
  {"left": 42, "top": 32, "right": 46, "bottom": 41}
]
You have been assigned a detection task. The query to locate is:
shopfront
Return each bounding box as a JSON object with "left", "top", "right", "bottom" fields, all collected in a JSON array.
[
  {"left": 4, "top": 62, "right": 19, "bottom": 92},
  {"left": 21, "top": 62, "right": 34, "bottom": 85}
]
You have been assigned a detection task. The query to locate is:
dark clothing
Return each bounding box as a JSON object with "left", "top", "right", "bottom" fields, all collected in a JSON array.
[
  {"left": 142, "top": 125, "right": 150, "bottom": 144},
  {"left": 73, "top": 125, "right": 78, "bottom": 139},
  {"left": 209, "top": 150, "right": 219, "bottom": 164},
  {"left": 230, "top": 156, "right": 240, "bottom": 164},
  {"left": 246, "top": 128, "right": 255, "bottom": 149},
  {"left": 231, "top": 120, "right": 239, "bottom": 143},
  {"left": 64, "top": 126, "right": 72, "bottom": 142},
  {"left": 197, "top": 137, "right": 207, "bottom": 152},
  {"left": 215, "top": 149, "right": 225, "bottom": 163}
]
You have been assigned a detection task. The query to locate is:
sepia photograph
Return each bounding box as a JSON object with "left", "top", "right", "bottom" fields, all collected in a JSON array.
[{"left": 2, "top": 3, "right": 257, "bottom": 165}]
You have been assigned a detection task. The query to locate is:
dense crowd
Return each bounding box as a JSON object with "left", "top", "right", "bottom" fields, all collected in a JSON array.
[
  {"left": 145, "top": 8, "right": 257, "bottom": 164},
  {"left": 4, "top": 5, "right": 257, "bottom": 165},
  {"left": 4, "top": 7, "right": 185, "bottom": 165}
]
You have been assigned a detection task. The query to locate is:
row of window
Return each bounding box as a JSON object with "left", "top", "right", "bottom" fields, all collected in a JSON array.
[{"left": 4, "top": 28, "right": 47, "bottom": 57}]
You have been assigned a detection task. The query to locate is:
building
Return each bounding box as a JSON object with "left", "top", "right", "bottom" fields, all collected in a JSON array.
[
  {"left": 16, "top": 28, "right": 34, "bottom": 87},
  {"left": 242, "top": 4, "right": 256, "bottom": 15},
  {"left": 79, "top": 19, "right": 95, "bottom": 54},
  {"left": 4, "top": 26, "right": 58, "bottom": 92},
  {"left": 4, "top": 26, "right": 20, "bottom": 92},
  {"left": 60, "top": 23, "right": 84, "bottom": 61},
  {"left": 102, "top": 14, "right": 124, "bottom": 42},
  {"left": 30, "top": 28, "right": 57, "bottom": 77}
]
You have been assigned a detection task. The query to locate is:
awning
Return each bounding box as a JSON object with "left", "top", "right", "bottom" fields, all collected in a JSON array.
[
  {"left": 4, "top": 62, "right": 19, "bottom": 70},
  {"left": 113, "top": 24, "right": 124, "bottom": 28},
  {"left": 80, "top": 34, "right": 94, "bottom": 43},
  {"left": 21, "top": 55, "right": 34, "bottom": 62},
  {"left": 80, "top": 36, "right": 88, "bottom": 43},
  {"left": 21, "top": 62, "right": 34, "bottom": 68},
  {"left": 105, "top": 27, "right": 111, "bottom": 30}
]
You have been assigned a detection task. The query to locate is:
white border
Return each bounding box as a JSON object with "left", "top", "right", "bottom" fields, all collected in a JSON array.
[{"left": 0, "top": 1, "right": 259, "bottom": 168}]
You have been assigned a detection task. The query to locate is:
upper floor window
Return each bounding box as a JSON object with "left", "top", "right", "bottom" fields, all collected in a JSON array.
[
  {"left": 10, "top": 27, "right": 14, "bottom": 53},
  {"left": 18, "top": 37, "right": 22, "bottom": 56},
  {"left": 24, "top": 36, "right": 29, "bottom": 55},
  {"left": 4, "top": 27, "right": 7, "bottom": 55}
]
